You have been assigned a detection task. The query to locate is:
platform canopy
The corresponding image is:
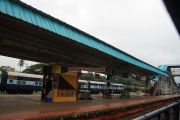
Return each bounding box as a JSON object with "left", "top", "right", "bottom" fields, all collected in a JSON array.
[
  {"left": 163, "top": 0, "right": 180, "bottom": 35},
  {"left": 0, "top": 0, "right": 167, "bottom": 76}
]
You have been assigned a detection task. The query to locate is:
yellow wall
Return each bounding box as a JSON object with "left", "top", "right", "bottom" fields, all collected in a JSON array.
[
  {"left": 52, "top": 89, "right": 76, "bottom": 102},
  {"left": 51, "top": 65, "right": 78, "bottom": 102},
  {"left": 52, "top": 64, "right": 61, "bottom": 73},
  {"left": 62, "top": 72, "right": 78, "bottom": 89}
]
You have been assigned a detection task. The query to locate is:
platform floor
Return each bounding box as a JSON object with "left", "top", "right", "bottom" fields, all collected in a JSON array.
[{"left": 0, "top": 94, "right": 180, "bottom": 120}]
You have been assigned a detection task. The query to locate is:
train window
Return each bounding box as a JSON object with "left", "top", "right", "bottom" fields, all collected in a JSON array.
[
  {"left": 80, "top": 83, "right": 88, "bottom": 89},
  {"left": 17, "top": 77, "right": 24, "bottom": 80},
  {"left": 22, "top": 81, "right": 26, "bottom": 85},
  {"left": 17, "top": 80, "right": 21, "bottom": 84},
  {"left": 118, "top": 86, "right": 121, "bottom": 90},
  {"left": 25, "top": 77, "right": 29, "bottom": 81},
  {"left": 95, "top": 84, "right": 98, "bottom": 89},
  {"left": 9, "top": 80, "right": 13, "bottom": 83},
  {"left": 90, "top": 84, "right": 95, "bottom": 88},
  {"left": 35, "top": 82, "right": 38, "bottom": 85},
  {"left": 93, "top": 84, "right": 96, "bottom": 88},
  {"left": 39, "top": 82, "right": 42, "bottom": 86},
  {"left": 29, "top": 77, "right": 33, "bottom": 81},
  {"left": 97, "top": 84, "right": 100, "bottom": 89}
]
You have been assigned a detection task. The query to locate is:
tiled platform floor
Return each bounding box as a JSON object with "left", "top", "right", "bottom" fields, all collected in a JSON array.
[{"left": 0, "top": 94, "right": 179, "bottom": 120}]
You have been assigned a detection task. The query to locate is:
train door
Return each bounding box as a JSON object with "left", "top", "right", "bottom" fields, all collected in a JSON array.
[
  {"left": 16, "top": 76, "right": 26, "bottom": 93},
  {"left": 6, "top": 75, "right": 18, "bottom": 93},
  {"left": 16, "top": 80, "right": 21, "bottom": 93}
]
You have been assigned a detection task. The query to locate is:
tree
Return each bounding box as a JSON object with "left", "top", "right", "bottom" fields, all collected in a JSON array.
[
  {"left": 0, "top": 67, "right": 3, "bottom": 71},
  {"left": 23, "top": 63, "right": 46, "bottom": 75},
  {"left": 80, "top": 72, "right": 94, "bottom": 80},
  {"left": 112, "top": 76, "right": 145, "bottom": 87},
  {"left": 96, "top": 75, "right": 106, "bottom": 82},
  {"left": 79, "top": 72, "right": 145, "bottom": 87},
  {"left": 18, "top": 59, "right": 25, "bottom": 72}
]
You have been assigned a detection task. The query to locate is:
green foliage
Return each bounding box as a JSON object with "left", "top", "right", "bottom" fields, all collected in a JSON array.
[
  {"left": 0, "top": 91, "right": 8, "bottom": 95},
  {"left": 18, "top": 59, "right": 25, "bottom": 72},
  {"left": 23, "top": 63, "right": 46, "bottom": 75},
  {"left": 80, "top": 72, "right": 94, "bottom": 80},
  {"left": 18, "top": 59, "right": 25, "bottom": 67},
  {"left": 79, "top": 72, "right": 145, "bottom": 87},
  {"left": 120, "top": 90, "right": 130, "bottom": 99},
  {"left": 0, "top": 67, "right": 3, "bottom": 71},
  {"left": 32, "top": 91, "right": 41, "bottom": 95},
  {"left": 80, "top": 72, "right": 106, "bottom": 82},
  {"left": 112, "top": 76, "right": 145, "bottom": 87},
  {"left": 96, "top": 75, "right": 106, "bottom": 82}
]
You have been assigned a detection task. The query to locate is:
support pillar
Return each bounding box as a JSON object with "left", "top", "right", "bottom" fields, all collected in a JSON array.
[
  {"left": 42, "top": 65, "right": 79, "bottom": 103},
  {"left": 145, "top": 76, "right": 151, "bottom": 93},
  {"left": 103, "top": 74, "right": 112, "bottom": 98}
]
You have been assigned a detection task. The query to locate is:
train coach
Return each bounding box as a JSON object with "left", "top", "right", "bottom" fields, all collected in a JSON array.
[
  {"left": 0, "top": 71, "right": 42, "bottom": 93},
  {"left": 0, "top": 71, "right": 126, "bottom": 94},
  {"left": 78, "top": 80, "right": 125, "bottom": 94}
]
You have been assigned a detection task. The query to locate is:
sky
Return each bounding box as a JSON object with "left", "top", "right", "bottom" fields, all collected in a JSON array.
[{"left": 0, "top": 0, "right": 180, "bottom": 75}]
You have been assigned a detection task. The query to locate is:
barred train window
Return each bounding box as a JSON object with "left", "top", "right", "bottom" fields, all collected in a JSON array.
[
  {"left": 22, "top": 81, "right": 26, "bottom": 85},
  {"left": 35, "top": 82, "right": 38, "bottom": 85},
  {"left": 39, "top": 82, "right": 42, "bottom": 86},
  {"left": 17, "top": 80, "right": 21, "bottom": 84},
  {"left": 9, "top": 80, "right": 13, "bottom": 83}
]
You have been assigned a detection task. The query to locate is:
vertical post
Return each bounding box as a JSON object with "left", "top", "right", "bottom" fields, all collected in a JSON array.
[
  {"left": 164, "top": 110, "right": 169, "bottom": 120},
  {"left": 41, "top": 65, "right": 53, "bottom": 102},
  {"left": 173, "top": 105, "right": 179, "bottom": 120},
  {"left": 51, "top": 65, "right": 61, "bottom": 102},
  {"left": 158, "top": 114, "right": 161, "bottom": 120},
  {"left": 103, "top": 74, "right": 112, "bottom": 98},
  {"left": 145, "top": 76, "right": 150, "bottom": 93},
  {"left": 41, "top": 73, "right": 45, "bottom": 100},
  {"left": 107, "top": 75, "right": 111, "bottom": 96}
]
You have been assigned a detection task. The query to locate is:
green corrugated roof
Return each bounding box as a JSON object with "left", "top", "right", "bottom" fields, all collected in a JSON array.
[{"left": 0, "top": 0, "right": 167, "bottom": 76}]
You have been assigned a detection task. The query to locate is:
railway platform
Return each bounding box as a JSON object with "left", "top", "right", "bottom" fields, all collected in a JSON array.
[{"left": 0, "top": 94, "right": 180, "bottom": 120}]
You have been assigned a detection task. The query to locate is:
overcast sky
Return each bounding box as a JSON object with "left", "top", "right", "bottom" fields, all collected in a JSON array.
[{"left": 0, "top": 0, "right": 180, "bottom": 73}]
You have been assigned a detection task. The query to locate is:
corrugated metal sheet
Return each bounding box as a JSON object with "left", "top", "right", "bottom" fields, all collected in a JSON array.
[{"left": 0, "top": 0, "right": 167, "bottom": 76}]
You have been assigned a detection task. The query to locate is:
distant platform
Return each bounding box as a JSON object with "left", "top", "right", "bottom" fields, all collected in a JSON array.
[{"left": 0, "top": 94, "right": 180, "bottom": 120}]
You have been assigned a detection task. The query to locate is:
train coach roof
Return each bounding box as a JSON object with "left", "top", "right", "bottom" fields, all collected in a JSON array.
[
  {"left": 78, "top": 79, "right": 88, "bottom": 83},
  {"left": 79, "top": 79, "right": 126, "bottom": 86},
  {"left": 7, "top": 72, "right": 43, "bottom": 79},
  {"left": 111, "top": 83, "right": 126, "bottom": 87},
  {"left": 89, "top": 81, "right": 106, "bottom": 84}
]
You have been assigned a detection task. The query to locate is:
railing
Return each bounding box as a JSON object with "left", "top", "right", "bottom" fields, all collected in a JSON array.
[{"left": 133, "top": 101, "right": 180, "bottom": 120}]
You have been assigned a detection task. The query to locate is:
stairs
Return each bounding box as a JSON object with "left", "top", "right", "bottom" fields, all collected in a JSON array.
[{"left": 153, "top": 73, "right": 177, "bottom": 95}]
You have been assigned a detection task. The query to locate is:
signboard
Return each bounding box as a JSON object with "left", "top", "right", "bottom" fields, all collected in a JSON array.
[{"left": 68, "top": 67, "right": 105, "bottom": 73}]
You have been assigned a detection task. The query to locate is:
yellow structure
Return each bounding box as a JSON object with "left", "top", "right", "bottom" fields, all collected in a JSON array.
[{"left": 42, "top": 65, "right": 79, "bottom": 103}]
